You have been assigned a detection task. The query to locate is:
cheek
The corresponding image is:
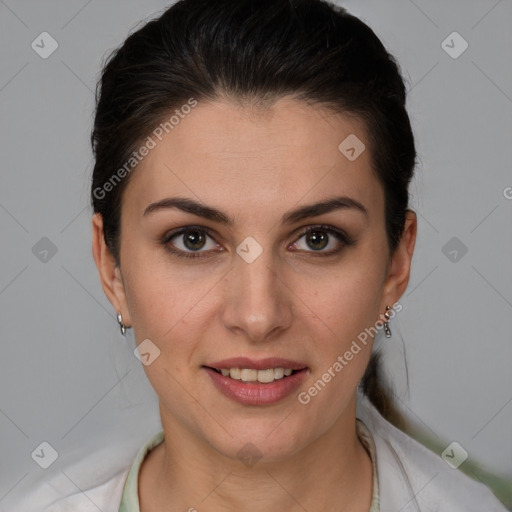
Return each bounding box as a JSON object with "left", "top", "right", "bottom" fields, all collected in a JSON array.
[
  {"left": 316, "top": 261, "right": 384, "bottom": 341},
  {"left": 122, "top": 264, "right": 204, "bottom": 403},
  {"left": 295, "top": 266, "right": 382, "bottom": 417},
  {"left": 298, "top": 251, "right": 385, "bottom": 393},
  {"left": 120, "top": 248, "right": 182, "bottom": 338},
  {"left": 121, "top": 247, "right": 218, "bottom": 362}
]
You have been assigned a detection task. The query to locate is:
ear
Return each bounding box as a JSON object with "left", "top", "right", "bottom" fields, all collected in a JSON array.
[
  {"left": 380, "top": 209, "right": 417, "bottom": 311},
  {"left": 91, "top": 213, "right": 132, "bottom": 327}
]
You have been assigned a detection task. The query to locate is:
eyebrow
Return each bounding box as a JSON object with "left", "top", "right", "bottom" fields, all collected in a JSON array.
[{"left": 142, "top": 195, "right": 368, "bottom": 225}]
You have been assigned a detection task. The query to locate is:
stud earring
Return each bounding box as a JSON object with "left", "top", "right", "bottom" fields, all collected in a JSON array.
[
  {"left": 117, "top": 312, "right": 126, "bottom": 335},
  {"left": 383, "top": 305, "right": 392, "bottom": 338}
]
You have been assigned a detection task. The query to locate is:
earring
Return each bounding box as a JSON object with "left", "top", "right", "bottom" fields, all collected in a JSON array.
[
  {"left": 383, "top": 305, "right": 392, "bottom": 338},
  {"left": 117, "top": 312, "right": 126, "bottom": 335}
]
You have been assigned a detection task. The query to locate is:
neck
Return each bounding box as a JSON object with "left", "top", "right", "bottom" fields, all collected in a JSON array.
[{"left": 139, "top": 395, "right": 373, "bottom": 512}]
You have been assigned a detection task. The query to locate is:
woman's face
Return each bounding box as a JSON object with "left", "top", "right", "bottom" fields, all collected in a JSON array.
[{"left": 93, "top": 97, "right": 415, "bottom": 461}]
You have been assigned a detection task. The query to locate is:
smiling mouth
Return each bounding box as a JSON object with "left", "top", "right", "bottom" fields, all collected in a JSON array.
[{"left": 205, "top": 366, "right": 303, "bottom": 384}]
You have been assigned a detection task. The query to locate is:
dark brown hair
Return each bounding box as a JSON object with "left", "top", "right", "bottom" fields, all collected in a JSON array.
[{"left": 91, "top": 0, "right": 416, "bottom": 426}]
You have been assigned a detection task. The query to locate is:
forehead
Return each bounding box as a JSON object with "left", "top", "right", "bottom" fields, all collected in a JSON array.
[{"left": 122, "top": 97, "right": 383, "bottom": 224}]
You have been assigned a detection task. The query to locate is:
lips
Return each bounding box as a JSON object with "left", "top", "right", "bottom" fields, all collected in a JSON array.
[
  {"left": 202, "top": 357, "right": 309, "bottom": 405},
  {"left": 204, "top": 357, "right": 307, "bottom": 371}
]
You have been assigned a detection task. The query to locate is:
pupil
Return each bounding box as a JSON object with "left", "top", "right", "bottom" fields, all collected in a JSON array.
[
  {"left": 184, "top": 230, "right": 205, "bottom": 250},
  {"left": 307, "top": 231, "right": 327, "bottom": 250}
]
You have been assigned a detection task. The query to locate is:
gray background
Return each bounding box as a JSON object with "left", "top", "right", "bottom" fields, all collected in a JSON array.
[{"left": 1, "top": 0, "right": 511, "bottom": 509}]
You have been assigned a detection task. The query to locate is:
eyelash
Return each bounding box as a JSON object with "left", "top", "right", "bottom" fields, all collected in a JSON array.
[{"left": 161, "top": 224, "right": 355, "bottom": 260}]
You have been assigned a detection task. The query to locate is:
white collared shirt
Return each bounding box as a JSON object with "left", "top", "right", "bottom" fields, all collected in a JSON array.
[{"left": 15, "top": 390, "right": 508, "bottom": 511}]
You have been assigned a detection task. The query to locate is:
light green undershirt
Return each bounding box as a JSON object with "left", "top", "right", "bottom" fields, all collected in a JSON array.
[{"left": 119, "top": 419, "right": 379, "bottom": 511}]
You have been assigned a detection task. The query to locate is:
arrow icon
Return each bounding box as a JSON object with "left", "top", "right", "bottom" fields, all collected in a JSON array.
[
  {"left": 338, "top": 134, "right": 365, "bottom": 161},
  {"left": 135, "top": 339, "right": 161, "bottom": 365},
  {"left": 442, "top": 237, "right": 467, "bottom": 263},
  {"left": 237, "top": 442, "right": 263, "bottom": 467},
  {"left": 31, "top": 32, "right": 59, "bottom": 59},
  {"left": 236, "top": 236, "right": 263, "bottom": 263},
  {"left": 441, "top": 441, "right": 468, "bottom": 469},
  {"left": 31, "top": 441, "right": 58, "bottom": 468},
  {"left": 32, "top": 237, "right": 58, "bottom": 262},
  {"left": 441, "top": 32, "right": 468, "bottom": 59}
]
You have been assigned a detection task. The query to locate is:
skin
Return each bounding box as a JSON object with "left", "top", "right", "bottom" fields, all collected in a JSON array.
[{"left": 92, "top": 96, "right": 416, "bottom": 511}]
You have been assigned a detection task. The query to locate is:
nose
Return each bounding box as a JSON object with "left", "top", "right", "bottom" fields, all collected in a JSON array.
[{"left": 220, "top": 244, "right": 293, "bottom": 343}]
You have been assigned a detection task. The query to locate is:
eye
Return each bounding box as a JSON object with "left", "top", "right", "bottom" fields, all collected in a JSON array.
[
  {"left": 290, "top": 225, "right": 354, "bottom": 256},
  {"left": 162, "top": 226, "right": 221, "bottom": 259},
  {"left": 162, "top": 224, "right": 355, "bottom": 260}
]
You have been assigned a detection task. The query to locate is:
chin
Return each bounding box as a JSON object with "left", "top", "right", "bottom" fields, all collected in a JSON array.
[{"left": 203, "top": 415, "right": 313, "bottom": 464}]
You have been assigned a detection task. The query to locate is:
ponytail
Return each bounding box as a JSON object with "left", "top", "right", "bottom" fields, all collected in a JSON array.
[{"left": 360, "top": 351, "right": 407, "bottom": 430}]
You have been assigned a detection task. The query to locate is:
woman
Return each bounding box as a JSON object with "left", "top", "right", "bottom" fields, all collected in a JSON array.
[{"left": 37, "top": 0, "right": 508, "bottom": 510}]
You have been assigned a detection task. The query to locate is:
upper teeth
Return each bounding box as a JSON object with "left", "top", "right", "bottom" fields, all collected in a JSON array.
[{"left": 220, "top": 368, "right": 294, "bottom": 383}]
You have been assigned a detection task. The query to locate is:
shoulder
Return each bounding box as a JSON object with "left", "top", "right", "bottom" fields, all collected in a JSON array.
[
  {"left": 45, "top": 469, "right": 128, "bottom": 512},
  {"left": 15, "top": 429, "right": 165, "bottom": 512},
  {"left": 13, "top": 467, "right": 129, "bottom": 512},
  {"left": 356, "top": 391, "right": 508, "bottom": 512},
  {"left": 10, "top": 434, "right": 138, "bottom": 512}
]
